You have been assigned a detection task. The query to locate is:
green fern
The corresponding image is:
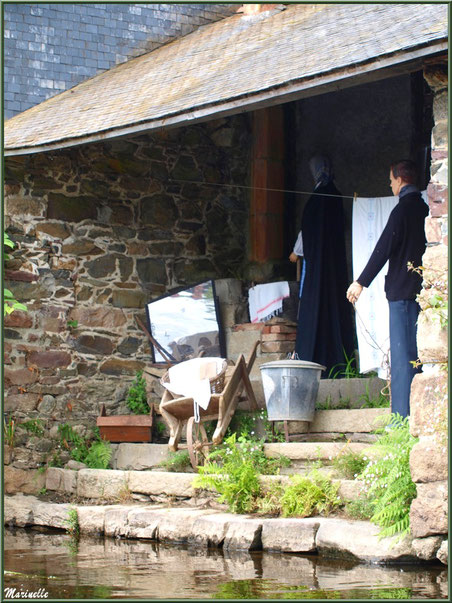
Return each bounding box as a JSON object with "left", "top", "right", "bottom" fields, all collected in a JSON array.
[
  {"left": 358, "top": 413, "right": 417, "bottom": 540},
  {"left": 280, "top": 470, "right": 341, "bottom": 518},
  {"left": 84, "top": 440, "right": 112, "bottom": 469}
]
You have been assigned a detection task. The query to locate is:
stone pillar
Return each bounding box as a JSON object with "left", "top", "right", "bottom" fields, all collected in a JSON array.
[{"left": 409, "top": 59, "right": 448, "bottom": 559}]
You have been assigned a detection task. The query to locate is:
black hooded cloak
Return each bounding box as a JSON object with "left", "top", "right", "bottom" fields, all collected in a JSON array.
[{"left": 294, "top": 181, "right": 355, "bottom": 376}]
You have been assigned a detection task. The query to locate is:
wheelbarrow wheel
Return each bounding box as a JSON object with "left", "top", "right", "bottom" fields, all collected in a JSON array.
[{"left": 187, "top": 416, "right": 209, "bottom": 470}]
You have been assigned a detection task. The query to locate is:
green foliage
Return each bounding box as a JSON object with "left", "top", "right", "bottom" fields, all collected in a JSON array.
[
  {"left": 126, "top": 371, "right": 149, "bottom": 414},
  {"left": 154, "top": 420, "right": 166, "bottom": 437},
  {"left": 84, "top": 440, "right": 112, "bottom": 469},
  {"left": 159, "top": 450, "right": 191, "bottom": 472},
  {"left": 65, "top": 508, "right": 80, "bottom": 540},
  {"left": 58, "top": 423, "right": 112, "bottom": 469},
  {"left": 38, "top": 487, "right": 47, "bottom": 496},
  {"left": 4, "top": 415, "right": 16, "bottom": 448},
  {"left": 21, "top": 418, "right": 45, "bottom": 437},
  {"left": 280, "top": 470, "right": 341, "bottom": 518},
  {"left": 49, "top": 451, "right": 64, "bottom": 468},
  {"left": 357, "top": 413, "right": 417, "bottom": 539},
  {"left": 328, "top": 349, "right": 361, "bottom": 379},
  {"left": 332, "top": 450, "right": 368, "bottom": 480},
  {"left": 193, "top": 432, "right": 261, "bottom": 513},
  {"left": 344, "top": 498, "right": 374, "bottom": 520},
  {"left": 67, "top": 319, "right": 78, "bottom": 329},
  {"left": 357, "top": 384, "right": 390, "bottom": 409},
  {"left": 4, "top": 231, "right": 28, "bottom": 316}
]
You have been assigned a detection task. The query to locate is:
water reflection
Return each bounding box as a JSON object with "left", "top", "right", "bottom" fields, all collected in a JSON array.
[{"left": 3, "top": 528, "right": 448, "bottom": 600}]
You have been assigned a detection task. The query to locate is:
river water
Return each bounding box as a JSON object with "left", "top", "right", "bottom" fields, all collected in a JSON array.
[{"left": 3, "top": 528, "right": 448, "bottom": 600}]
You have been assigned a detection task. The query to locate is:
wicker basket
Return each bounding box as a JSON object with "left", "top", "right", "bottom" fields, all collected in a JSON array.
[{"left": 161, "top": 358, "right": 227, "bottom": 395}]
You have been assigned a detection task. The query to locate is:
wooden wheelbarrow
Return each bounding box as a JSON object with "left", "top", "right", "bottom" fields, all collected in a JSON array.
[{"left": 159, "top": 341, "right": 259, "bottom": 469}]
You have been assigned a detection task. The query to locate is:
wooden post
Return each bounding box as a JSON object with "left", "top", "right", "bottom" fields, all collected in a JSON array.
[{"left": 250, "top": 106, "right": 285, "bottom": 263}]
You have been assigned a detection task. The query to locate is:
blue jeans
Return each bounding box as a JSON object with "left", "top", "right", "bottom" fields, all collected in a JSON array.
[{"left": 388, "top": 300, "right": 421, "bottom": 418}]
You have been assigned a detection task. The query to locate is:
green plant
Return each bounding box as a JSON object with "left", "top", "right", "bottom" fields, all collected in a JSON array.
[
  {"left": 344, "top": 499, "right": 374, "bottom": 520},
  {"left": 357, "top": 384, "right": 390, "bottom": 409},
  {"left": 21, "top": 418, "right": 45, "bottom": 436},
  {"left": 328, "top": 349, "right": 361, "bottom": 379},
  {"left": 126, "top": 370, "right": 149, "bottom": 414},
  {"left": 4, "top": 415, "right": 16, "bottom": 448},
  {"left": 154, "top": 420, "right": 166, "bottom": 438},
  {"left": 49, "top": 451, "right": 64, "bottom": 468},
  {"left": 193, "top": 433, "right": 262, "bottom": 513},
  {"left": 160, "top": 450, "right": 191, "bottom": 472},
  {"left": 357, "top": 413, "right": 417, "bottom": 539},
  {"left": 280, "top": 469, "right": 342, "bottom": 518},
  {"left": 65, "top": 508, "right": 80, "bottom": 540},
  {"left": 332, "top": 450, "right": 368, "bottom": 480},
  {"left": 58, "top": 423, "right": 111, "bottom": 469},
  {"left": 38, "top": 487, "right": 47, "bottom": 496},
  {"left": 84, "top": 440, "right": 112, "bottom": 469},
  {"left": 4, "top": 232, "right": 27, "bottom": 316},
  {"left": 67, "top": 319, "right": 78, "bottom": 329}
]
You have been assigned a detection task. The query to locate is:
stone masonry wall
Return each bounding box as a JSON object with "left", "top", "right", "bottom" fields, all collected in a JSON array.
[
  {"left": 409, "top": 61, "right": 448, "bottom": 543},
  {"left": 4, "top": 3, "right": 236, "bottom": 118},
  {"left": 4, "top": 115, "right": 251, "bottom": 472}
]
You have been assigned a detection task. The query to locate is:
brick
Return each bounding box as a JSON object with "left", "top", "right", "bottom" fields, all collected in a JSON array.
[
  {"left": 270, "top": 325, "right": 297, "bottom": 333},
  {"left": 232, "top": 323, "right": 265, "bottom": 332},
  {"left": 261, "top": 333, "right": 296, "bottom": 341},
  {"left": 260, "top": 341, "right": 294, "bottom": 354}
]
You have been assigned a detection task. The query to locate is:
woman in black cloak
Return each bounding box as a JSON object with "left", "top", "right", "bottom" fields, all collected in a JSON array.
[{"left": 294, "top": 155, "right": 355, "bottom": 376}]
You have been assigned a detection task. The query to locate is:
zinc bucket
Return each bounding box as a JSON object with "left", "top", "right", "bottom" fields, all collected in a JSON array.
[{"left": 259, "top": 359, "right": 325, "bottom": 421}]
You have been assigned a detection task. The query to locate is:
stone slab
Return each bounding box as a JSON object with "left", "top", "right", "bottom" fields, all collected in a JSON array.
[
  {"left": 261, "top": 518, "right": 319, "bottom": 552},
  {"left": 410, "top": 481, "right": 448, "bottom": 538},
  {"left": 77, "top": 505, "right": 109, "bottom": 534},
  {"left": 188, "top": 512, "right": 233, "bottom": 548},
  {"left": 315, "top": 517, "right": 416, "bottom": 562},
  {"left": 77, "top": 469, "right": 129, "bottom": 500},
  {"left": 114, "top": 443, "right": 169, "bottom": 470},
  {"left": 317, "top": 377, "right": 387, "bottom": 406},
  {"left": 264, "top": 442, "right": 371, "bottom": 461},
  {"left": 157, "top": 508, "right": 213, "bottom": 543},
  {"left": 46, "top": 467, "right": 77, "bottom": 494},
  {"left": 126, "top": 507, "right": 166, "bottom": 539},
  {"left": 104, "top": 506, "right": 134, "bottom": 537},
  {"left": 128, "top": 470, "right": 195, "bottom": 497},
  {"left": 4, "top": 466, "right": 46, "bottom": 495},
  {"left": 305, "top": 408, "right": 389, "bottom": 434},
  {"left": 223, "top": 516, "right": 263, "bottom": 551},
  {"left": 4, "top": 493, "right": 37, "bottom": 527},
  {"left": 437, "top": 539, "right": 448, "bottom": 565}
]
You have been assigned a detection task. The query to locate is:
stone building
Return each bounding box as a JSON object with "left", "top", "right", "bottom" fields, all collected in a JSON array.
[{"left": 3, "top": 3, "right": 448, "bottom": 547}]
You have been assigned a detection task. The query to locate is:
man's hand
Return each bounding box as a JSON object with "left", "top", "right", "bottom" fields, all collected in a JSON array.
[
  {"left": 289, "top": 252, "right": 299, "bottom": 263},
  {"left": 346, "top": 281, "right": 363, "bottom": 304}
]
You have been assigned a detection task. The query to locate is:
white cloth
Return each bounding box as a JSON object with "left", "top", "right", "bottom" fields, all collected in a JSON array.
[
  {"left": 292, "top": 231, "right": 304, "bottom": 256},
  {"left": 248, "top": 281, "right": 290, "bottom": 323},
  {"left": 163, "top": 357, "right": 225, "bottom": 421},
  {"left": 352, "top": 191, "right": 428, "bottom": 377}
]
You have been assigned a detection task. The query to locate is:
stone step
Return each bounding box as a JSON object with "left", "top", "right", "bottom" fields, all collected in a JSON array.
[
  {"left": 264, "top": 441, "right": 374, "bottom": 462},
  {"left": 44, "top": 466, "right": 363, "bottom": 504},
  {"left": 6, "top": 493, "right": 439, "bottom": 565}
]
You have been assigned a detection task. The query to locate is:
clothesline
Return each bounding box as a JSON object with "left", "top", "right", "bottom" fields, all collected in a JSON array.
[{"left": 168, "top": 178, "right": 360, "bottom": 200}]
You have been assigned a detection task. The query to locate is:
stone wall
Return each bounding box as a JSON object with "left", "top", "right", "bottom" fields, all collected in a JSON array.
[
  {"left": 409, "top": 61, "right": 448, "bottom": 543},
  {"left": 4, "top": 3, "right": 236, "bottom": 118},
  {"left": 4, "top": 115, "right": 251, "bottom": 470}
]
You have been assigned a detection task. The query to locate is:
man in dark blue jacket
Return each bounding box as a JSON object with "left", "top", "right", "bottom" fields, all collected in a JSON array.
[{"left": 346, "top": 160, "right": 429, "bottom": 418}]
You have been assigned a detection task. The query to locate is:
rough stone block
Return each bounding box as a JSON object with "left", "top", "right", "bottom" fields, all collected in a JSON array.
[
  {"left": 4, "top": 466, "right": 45, "bottom": 495},
  {"left": 4, "top": 393, "right": 40, "bottom": 412},
  {"left": 437, "top": 539, "right": 448, "bottom": 565},
  {"left": 188, "top": 512, "right": 232, "bottom": 548},
  {"left": 104, "top": 506, "right": 132, "bottom": 537},
  {"left": 114, "top": 443, "right": 169, "bottom": 470},
  {"left": 77, "top": 468, "right": 129, "bottom": 499},
  {"left": 260, "top": 341, "right": 294, "bottom": 354},
  {"left": 223, "top": 517, "right": 263, "bottom": 550},
  {"left": 409, "top": 438, "right": 448, "bottom": 483},
  {"left": 261, "top": 518, "right": 319, "bottom": 552},
  {"left": 77, "top": 505, "right": 107, "bottom": 534},
  {"left": 45, "top": 467, "right": 77, "bottom": 494},
  {"left": 33, "top": 500, "right": 72, "bottom": 529},
  {"left": 264, "top": 441, "right": 371, "bottom": 461},
  {"left": 410, "top": 481, "right": 448, "bottom": 538},
  {"left": 316, "top": 377, "right": 387, "bottom": 407},
  {"left": 4, "top": 493, "right": 38, "bottom": 526},
  {"left": 315, "top": 518, "right": 416, "bottom": 562},
  {"left": 411, "top": 536, "right": 445, "bottom": 561},
  {"left": 126, "top": 507, "right": 165, "bottom": 539},
  {"left": 128, "top": 471, "right": 194, "bottom": 497},
  {"left": 410, "top": 371, "right": 447, "bottom": 438},
  {"left": 417, "top": 310, "right": 448, "bottom": 363},
  {"left": 305, "top": 408, "right": 389, "bottom": 434},
  {"left": 157, "top": 508, "right": 211, "bottom": 543},
  {"left": 27, "top": 350, "right": 71, "bottom": 368}
]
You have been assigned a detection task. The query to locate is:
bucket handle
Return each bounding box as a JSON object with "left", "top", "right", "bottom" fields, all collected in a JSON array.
[{"left": 287, "top": 352, "right": 300, "bottom": 360}]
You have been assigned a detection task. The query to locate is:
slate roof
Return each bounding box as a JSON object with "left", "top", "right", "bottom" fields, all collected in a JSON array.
[{"left": 4, "top": 3, "right": 448, "bottom": 155}]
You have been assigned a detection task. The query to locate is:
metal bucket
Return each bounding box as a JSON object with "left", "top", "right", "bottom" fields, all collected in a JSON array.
[{"left": 259, "top": 359, "right": 326, "bottom": 421}]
